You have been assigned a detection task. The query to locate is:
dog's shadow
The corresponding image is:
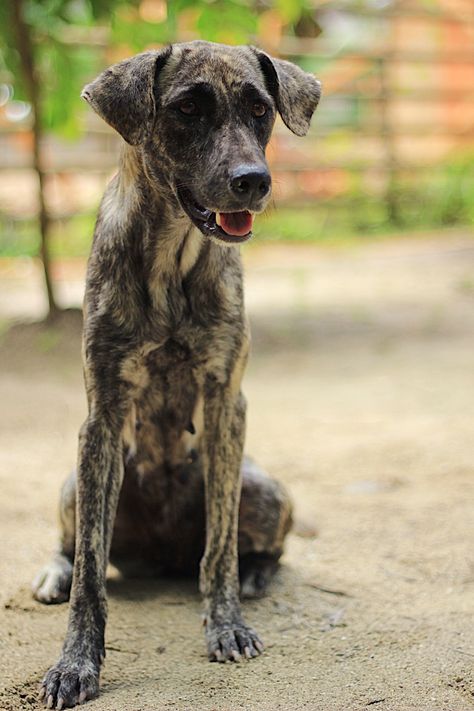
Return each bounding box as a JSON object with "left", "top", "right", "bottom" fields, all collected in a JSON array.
[
  {"left": 104, "top": 559, "right": 344, "bottom": 615},
  {"left": 106, "top": 570, "right": 200, "bottom": 604},
  {"left": 105, "top": 558, "right": 302, "bottom": 606}
]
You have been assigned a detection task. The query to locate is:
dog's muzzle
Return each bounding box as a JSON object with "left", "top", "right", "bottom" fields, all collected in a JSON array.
[
  {"left": 177, "top": 187, "right": 254, "bottom": 244},
  {"left": 177, "top": 166, "right": 271, "bottom": 245}
]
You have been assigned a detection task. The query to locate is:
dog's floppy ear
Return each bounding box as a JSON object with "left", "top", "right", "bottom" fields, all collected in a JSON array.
[
  {"left": 81, "top": 47, "right": 172, "bottom": 145},
  {"left": 252, "top": 48, "right": 321, "bottom": 137}
]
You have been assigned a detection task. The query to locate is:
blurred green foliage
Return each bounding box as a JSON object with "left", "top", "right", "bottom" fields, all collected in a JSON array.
[{"left": 1, "top": 0, "right": 101, "bottom": 136}]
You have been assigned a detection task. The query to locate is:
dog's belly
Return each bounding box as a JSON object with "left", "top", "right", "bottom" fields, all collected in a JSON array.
[
  {"left": 113, "top": 341, "right": 206, "bottom": 572},
  {"left": 112, "top": 455, "right": 206, "bottom": 573}
]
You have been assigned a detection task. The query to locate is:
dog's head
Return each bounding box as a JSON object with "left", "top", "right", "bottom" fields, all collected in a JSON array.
[{"left": 82, "top": 41, "right": 321, "bottom": 244}]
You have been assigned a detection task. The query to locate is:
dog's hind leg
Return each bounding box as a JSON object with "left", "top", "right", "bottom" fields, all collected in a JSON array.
[
  {"left": 238, "top": 457, "right": 293, "bottom": 599},
  {"left": 32, "top": 471, "right": 76, "bottom": 604}
]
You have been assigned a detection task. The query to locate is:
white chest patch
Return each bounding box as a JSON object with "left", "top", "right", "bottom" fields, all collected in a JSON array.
[{"left": 180, "top": 228, "right": 203, "bottom": 277}]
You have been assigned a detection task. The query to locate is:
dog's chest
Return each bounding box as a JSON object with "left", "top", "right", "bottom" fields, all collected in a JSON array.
[
  {"left": 122, "top": 332, "right": 206, "bottom": 462},
  {"left": 119, "top": 241, "right": 246, "bottom": 483},
  {"left": 121, "top": 339, "right": 204, "bottom": 518}
]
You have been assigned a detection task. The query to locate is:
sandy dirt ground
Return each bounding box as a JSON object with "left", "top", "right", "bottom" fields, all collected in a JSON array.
[{"left": 1, "top": 230, "right": 474, "bottom": 711}]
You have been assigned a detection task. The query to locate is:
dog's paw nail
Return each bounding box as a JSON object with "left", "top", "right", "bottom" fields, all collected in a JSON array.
[
  {"left": 79, "top": 690, "right": 87, "bottom": 703},
  {"left": 207, "top": 620, "right": 264, "bottom": 663},
  {"left": 38, "top": 686, "right": 46, "bottom": 701},
  {"left": 46, "top": 694, "right": 54, "bottom": 709},
  {"left": 56, "top": 697, "right": 64, "bottom": 710}
]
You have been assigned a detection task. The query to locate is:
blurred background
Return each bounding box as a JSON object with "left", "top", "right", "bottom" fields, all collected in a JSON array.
[
  {"left": 0, "top": 0, "right": 473, "bottom": 317},
  {"left": 1, "top": 4, "right": 474, "bottom": 709}
]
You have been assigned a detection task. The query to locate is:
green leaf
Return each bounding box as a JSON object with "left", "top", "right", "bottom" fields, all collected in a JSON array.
[
  {"left": 196, "top": 1, "right": 258, "bottom": 43},
  {"left": 276, "top": 0, "right": 307, "bottom": 25}
]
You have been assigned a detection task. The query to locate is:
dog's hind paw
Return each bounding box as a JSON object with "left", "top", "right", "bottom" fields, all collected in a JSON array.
[
  {"left": 240, "top": 552, "right": 279, "bottom": 599},
  {"left": 39, "top": 658, "right": 99, "bottom": 709},
  {"left": 205, "top": 619, "right": 264, "bottom": 662},
  {"left": 32, "top": 554, "right": 73, "bottom": 605}
]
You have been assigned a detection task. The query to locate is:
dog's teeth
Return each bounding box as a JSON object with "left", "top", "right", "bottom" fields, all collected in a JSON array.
[{"left": 216, "top": 213, "right": 221, "bottom": 226}]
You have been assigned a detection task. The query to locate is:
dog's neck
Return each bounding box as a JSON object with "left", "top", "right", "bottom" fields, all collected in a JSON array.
[
  {"left": 116, "top": 144, "right": 183, "bottom": 227},
  {"left": 106, "top": 145, "right": 239, "bottom": 315},
  {"left": 113, "top": 145, "right": 207, "bottom": 277}
]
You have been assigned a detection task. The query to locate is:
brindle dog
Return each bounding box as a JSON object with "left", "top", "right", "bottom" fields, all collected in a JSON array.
[{"left": 32, "top": 41, "right": 321, "bottom": 708}]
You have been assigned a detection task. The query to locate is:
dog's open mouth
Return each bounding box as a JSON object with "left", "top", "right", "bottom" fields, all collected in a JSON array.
[{"left": 177, "top": 187, "right": 254, "bottom": 244}]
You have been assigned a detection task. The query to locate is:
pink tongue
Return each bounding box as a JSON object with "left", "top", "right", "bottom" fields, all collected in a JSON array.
[{"left": 219, "top": 211, "right": 253, "bottom": 237}]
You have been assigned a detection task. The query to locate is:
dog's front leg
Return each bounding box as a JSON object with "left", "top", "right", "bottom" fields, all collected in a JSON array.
[
  {"left": 40, "top": 397, "right": 128, "bottom": 709},
  {"left": 200, "top": 381, "right": 264, "bottom": 662}
]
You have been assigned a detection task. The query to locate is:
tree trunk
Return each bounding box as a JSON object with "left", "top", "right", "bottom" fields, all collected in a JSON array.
[{"left": 11, "top": 0, "right": 59, "bottom": 319}]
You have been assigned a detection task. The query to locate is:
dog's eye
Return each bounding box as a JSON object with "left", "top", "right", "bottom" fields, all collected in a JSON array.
[
  {"left": 252, "top": 102, "right": 267, "bottom": 118},
  {"left": 179, "top": 100, "right": 199, "bottom": 116}
]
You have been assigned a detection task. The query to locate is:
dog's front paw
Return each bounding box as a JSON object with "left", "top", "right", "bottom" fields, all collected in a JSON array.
[
  {"left": 39, "top": 658, "right": 99, "bottom": 709},
  {"left": 205, "top": 619, "right": 264, "bottom": 662}
]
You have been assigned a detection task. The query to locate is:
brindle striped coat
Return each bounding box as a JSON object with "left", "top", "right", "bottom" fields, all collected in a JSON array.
[{"left": 33, "top": 41, "right": 320, "bottom": 709}]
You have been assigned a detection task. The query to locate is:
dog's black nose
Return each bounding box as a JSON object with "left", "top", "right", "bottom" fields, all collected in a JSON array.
[{"left": 230, "top": 165, "right": 271, "bottom": 201}]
